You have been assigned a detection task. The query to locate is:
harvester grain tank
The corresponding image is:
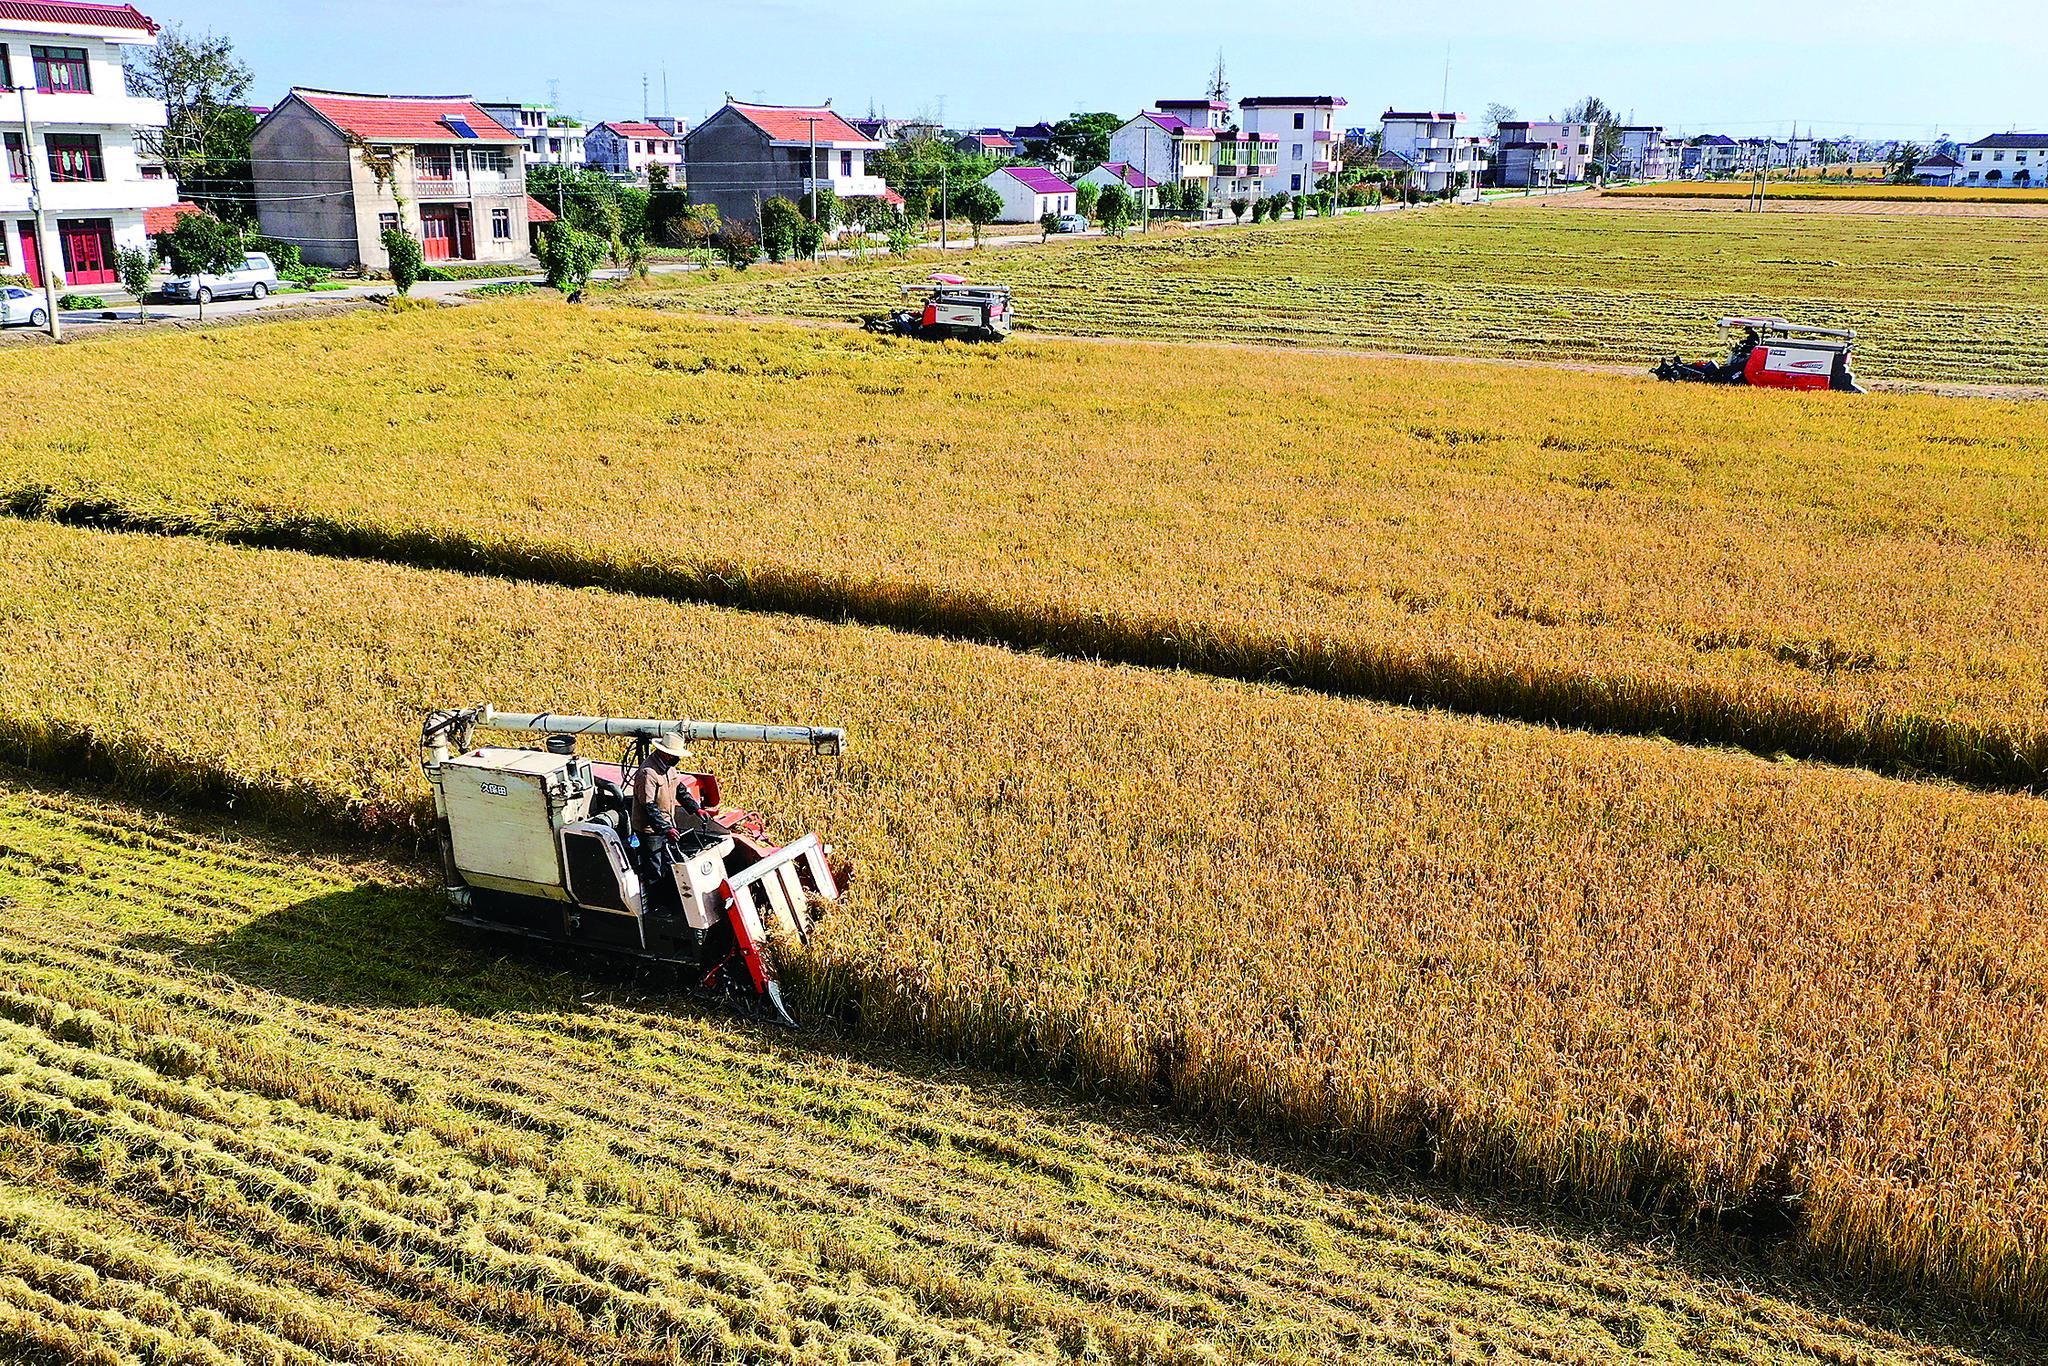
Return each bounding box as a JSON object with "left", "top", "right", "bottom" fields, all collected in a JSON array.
[{"left": 420, "top": 706, "right": 846, "bottom": 1025}]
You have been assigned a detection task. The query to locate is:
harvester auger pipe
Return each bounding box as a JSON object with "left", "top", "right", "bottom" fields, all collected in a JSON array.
[{"left": 478, "top": 709, "right": 848, "bottom": 756}]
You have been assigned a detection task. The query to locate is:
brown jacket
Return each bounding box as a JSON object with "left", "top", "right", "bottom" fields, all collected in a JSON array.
[{"left": 632, "top": 761, "right": 690, "bottom": 836}]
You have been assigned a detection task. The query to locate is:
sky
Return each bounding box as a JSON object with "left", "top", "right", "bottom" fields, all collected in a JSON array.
[{"left": 160, "top": 0, "right": 2034, "bottom": 143}]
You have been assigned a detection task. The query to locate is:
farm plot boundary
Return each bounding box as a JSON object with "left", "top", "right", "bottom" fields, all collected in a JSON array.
[{"left": 5, "top": 488, "right": 2040, "bottom": 793}]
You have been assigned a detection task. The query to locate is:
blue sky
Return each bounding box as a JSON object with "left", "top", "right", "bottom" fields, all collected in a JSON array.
[{"left": 166, "top": 0, "right": 2032, "bottom": 142}]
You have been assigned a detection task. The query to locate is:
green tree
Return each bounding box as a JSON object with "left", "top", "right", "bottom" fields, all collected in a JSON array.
[
  {"left": 114, "top": 244, "right": 155, "bottom": 320},
  {"left": 1050, "top": 112, "right": 1121, "bottom": 171},
  {"left": 1229, "top": 195, "right": 1249, "bottom": 223},
  {"left": 955, "top": 182, "right": 1003, "bottom": 246},
  {"left": 1887, "top": 142, "right": 1926, "bottom": 184},
  {"left": 1039, "top": 210, "right": 1060, "bottom": 242},
  {"left": 758, "top": 196, "right": 803, "bottom": 261},
  {"left": 1095, "top": 183, "right": 1137, "bottom": 236},
  {"left": 1562, "top": 96, "right": 1622, "bottom": 169},
  {"left": 1073, "top": 180, "right": 1100, "bottom": 219},
  {"left": 158, "top": 210, "right": 242, "bottom": 320},
  {"left": 714, "top": 223, "right": 758, "bottom": 269},
  {"left": 807, "top": 185, "right": 839, "bottom": 228},
  {"left": 535, "top": 221, "right": 604, "bottom": 293},
  {"left": 124, "top": 25, "right": 256, "bottom": 221},
  {"left": 380, "top": 228, "right": 424, "bottom": 295}
]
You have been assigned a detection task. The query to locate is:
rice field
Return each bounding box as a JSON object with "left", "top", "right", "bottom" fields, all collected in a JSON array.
[
  {"left": 637, "top": 202, "right": 2048, "bottom": 383},
  {"left": 1606, "top": 182, "right": 2048, "bottom": 204},
  {"left": 4, "top": 774, "right": 2024, "bottom": 1365},
  {"left": 7, "top": 516, "right": 2048, "bottom": 1325},
  {"left": 6, "top": 306, "right": 2048, "bottom": 786}
]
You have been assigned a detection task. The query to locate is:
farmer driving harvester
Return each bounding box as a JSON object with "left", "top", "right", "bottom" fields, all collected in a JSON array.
[{"left": 633, "top": 734, "right": 705, "bottom": 915}]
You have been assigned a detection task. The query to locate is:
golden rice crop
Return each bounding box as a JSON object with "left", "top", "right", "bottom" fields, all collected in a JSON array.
[
  {"left": 645, "top": 204, "right": 2048, "bottom": 382},
  {"left": 6, "top": 305, "right": 2048, "bottom": 785},
  {"left": 4, "top": 777, "right": 2015, "bottom": 1365},
  {"left": 6, "top": 517, "right": 2048, "bottom": 1323},
  {"left": 1607, "top": 181, "right": 2048, "bottom": 204}
]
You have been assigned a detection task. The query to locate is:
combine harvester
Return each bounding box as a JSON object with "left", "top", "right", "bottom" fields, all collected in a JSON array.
[
  {"left": 1654, "top": 317, "right": 1866, "bottom": 392},
  {"left": 862, "top": 274, "right": 1014, "bottom": 342},
  {"left": 420, "top": 706, "right": 847, "bottom": 1025}
]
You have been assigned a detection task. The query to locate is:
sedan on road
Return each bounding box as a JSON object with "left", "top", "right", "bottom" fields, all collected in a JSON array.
[{"left": 0, "top": 285, "right": 48, "bottom": 329}]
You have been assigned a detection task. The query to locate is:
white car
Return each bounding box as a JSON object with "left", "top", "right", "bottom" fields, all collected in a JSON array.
[
  {"left": 1054, "top": 214, "right": 1088, "bottom": 233},
  {"left": 0, "top": 285, "right": 48, "bottom": 328},
  {"left": 159, "top": 252, "right": 279, "bottom": 304}
]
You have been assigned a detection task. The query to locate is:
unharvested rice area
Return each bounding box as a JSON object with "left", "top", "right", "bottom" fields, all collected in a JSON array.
[
  {"left": 2, "top": 775, "right": 2027, "bottom": 1364},
  {"left": 4, "top": 307, "right": 2048, "bottom": 787},
  {"left": 639, "top": 204, "right": 2048, "bottom": 383},
  {"left": 1605, "top": 182, "right": 2048, "bottom": 204},
  {"left": 4, "top": 519, "right": 2048, "bottom": 1321}
]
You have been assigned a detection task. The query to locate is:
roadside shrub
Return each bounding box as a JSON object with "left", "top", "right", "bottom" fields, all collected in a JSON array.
[
  {"left": 759, "top": 197, "right": 803, "bottom": 262},
  {"left": 535, "top": 221, "right": 604, "bottom": 293},
  {"left": 1074, "top": 180, "right": 1100, "bottom": 219},
  {"left": 57, "top": 294, "right": 107, "bottom": 310},
  {"left": 114, "top": 244, "right": 154, "bottom": 310},
  {"left": 886, "top": 223, "right": 919, "bottom": 257},
  {"left": 1229, "top": 196, "right": 1249, "bottom": 222},
  {"left": 793, "top": 218, "right": 824, "bottom": 260},
  {"left": 380, "top": 229, "right": 424, "bottom": 295},
  {"left": 249, "top": 236, "right": 303, "bottom": 276},
  {"left": 714, "top": 223, "right": 758, "bottom": 270},
  {"left": 468, "top": 281, "right": 536, "bottom": 298}
]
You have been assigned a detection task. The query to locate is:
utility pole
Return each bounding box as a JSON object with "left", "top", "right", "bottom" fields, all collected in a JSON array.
[
  {"left": 16, "top": 85, "right": 61, "bottom": 342},
  {"left": 939, "top": 167, "right": 948, "bottom": 252},
  {"left": 802, "top": 114, "right": 822, "bottom": 258},
  {"left": 1141, "top": 124, "right": 1150, "bottom": 233}
]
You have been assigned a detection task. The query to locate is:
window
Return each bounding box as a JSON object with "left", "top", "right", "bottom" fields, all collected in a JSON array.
[
  {"left": 0, "top": 44, "right": 10, "bottom": 89},
  {"left": 31, "top": 45, "right": 90, "bottom": 94},
  {"left": 632, "top": 140, "right": 643, "bottom": 153},
  {"left": 141, "top": 163, "right": 163, "bottom": 179},
  {"left": 1293, "top": 112, "right": 1304, "bottom": 129},
  {"left": 1290, "top": 173, "right": 1301, "bottom": 191},
  {"left": 1972, "top": 151, "right": 1983, "bottom": 161},
  {"left": 379, "top": 211, "right": 400, "bottom": 234},
  {"left": 491, "top": 207, "right": 511, "bottom": 240},
  {"left": 840, "top": 149, "right": 852, "bottom": 176},
  {"left": 1291, "top": 143, "right": 1303, "bottom": 161},
  {"left": 47, "top": 134, "right": 104, "bottom": 181},
  {"left": 0, "top": 227, "right": 8, "bottom": 267},
  {"left": 4, "top": 133, "right": 23, "bottom": 182}
]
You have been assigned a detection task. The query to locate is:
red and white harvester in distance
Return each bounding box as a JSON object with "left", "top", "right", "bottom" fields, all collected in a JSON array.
[
  {"left": 420, "top": 705, "right": 847, "bottom": 1025},
  {"left": 1654, "top": 317, "right": 1865, "bottom": 393}
]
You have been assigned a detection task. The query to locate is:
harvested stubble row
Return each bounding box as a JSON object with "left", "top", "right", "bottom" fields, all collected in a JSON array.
[
  {"left": 1, "top": 780, "right": 2017, "bottom": 1365},
  {"left": 6, "top": 306, "right": 2048, "bottom": 786},
  {"left": 5, "top": 517, "right": 2048, "bottom": 1324},
  {"left": 1606, "top": 182, "right": 2048, "bottom": 204},
  {"left": 647, "top": 205, "right": 2048, "bottom": 382}
]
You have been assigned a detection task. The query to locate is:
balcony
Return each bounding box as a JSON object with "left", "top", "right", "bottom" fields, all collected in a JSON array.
[
  {"left": 14, "top": 92, "right": 167, "bottom": 130},
  {"left": 1, "top": 175, "right": 181, "bottom": 216},
  {"left": 414, "top": 172, "right": 520, "bottom": 199}
]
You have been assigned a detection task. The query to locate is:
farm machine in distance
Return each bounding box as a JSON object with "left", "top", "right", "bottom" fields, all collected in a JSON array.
[
  {"left": 420, "top": 706, "right": 848, "bottom": 1026},
  {"left": 863, "top": 274, "right": 1014, "bottom": 342},
  {"left": 1654, "top": 317, "right": 1866, "bottom": 393}
]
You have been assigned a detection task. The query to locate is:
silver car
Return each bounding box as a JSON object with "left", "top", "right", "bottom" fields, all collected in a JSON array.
[
  {"left": 0, "top": 285, "right": 49, "bottom": 328},
  {"left": 159, "top": 251, "right": 280, "bottom": 304}
]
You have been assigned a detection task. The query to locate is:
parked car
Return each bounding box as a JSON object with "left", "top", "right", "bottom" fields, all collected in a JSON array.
[
  {"left": 158, "top": 252, "right": 279, "bottom": 304},
  {"left": 1054, "top": 214, "right": 1088, "bottom": 233},
  {"left": 0, "top": 285, "right": 48, "bottom": 328}
]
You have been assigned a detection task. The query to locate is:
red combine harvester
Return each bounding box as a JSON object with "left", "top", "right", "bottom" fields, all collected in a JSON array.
[
  {"left": 862, "top": 273, "right": 1013, "bottom": 342},
  {"left": 420, "top": 706, "right": 847, "bottom": 1025},
  {"left": 1654, "top": 317, "right": 1865, "bottom": 393}
]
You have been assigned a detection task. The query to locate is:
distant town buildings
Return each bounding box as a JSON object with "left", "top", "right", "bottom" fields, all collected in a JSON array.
[{"left": 478, "top": 102, "right": 587, "bottom": 168}]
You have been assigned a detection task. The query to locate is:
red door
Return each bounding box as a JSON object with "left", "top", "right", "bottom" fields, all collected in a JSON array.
[
  {"left": 16, "top": 221, "right": 39, "bottom": 287},
  {"left": 419, "top": 206, "right": 457, "bottom": 261},
  {"left": 58, "top": 218, "right": 115, "bottom": 285}
]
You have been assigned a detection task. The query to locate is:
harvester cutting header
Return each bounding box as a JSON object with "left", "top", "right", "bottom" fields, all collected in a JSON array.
[{"left": 420, "top": 705, "right": 847, "bottom": 1025}]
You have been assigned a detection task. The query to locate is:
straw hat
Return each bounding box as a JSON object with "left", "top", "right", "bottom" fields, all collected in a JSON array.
[{"left": 651, "top": 734, "right": 692, "bottom": 761}]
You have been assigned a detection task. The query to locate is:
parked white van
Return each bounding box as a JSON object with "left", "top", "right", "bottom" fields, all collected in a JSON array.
[{"left": 159, "top": 252, "right": 281, "bottom": 304}]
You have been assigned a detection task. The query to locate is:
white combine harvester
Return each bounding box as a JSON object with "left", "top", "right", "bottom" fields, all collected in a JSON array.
[{"left": 420, "top": 706, "right": 847, "bottom": 1025}]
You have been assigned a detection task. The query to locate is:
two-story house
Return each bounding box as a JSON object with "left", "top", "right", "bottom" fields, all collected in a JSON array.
[
  {"left": 1961, "top": 132, "right": 2048, "bottom": 187},
  {"left": 1, "top": 0, "right": 180, "bottom": 288},
  {"left": 250, "top": 89, "right": 530, "bottom": 269},
  {"left": 1106, "top": 101, "right": 1228, "bottom": 202},
  {"left": 1239, "top": 96, "right": 1344, "bottom": 197},
  {"left": 586, "top": 120, "right": 682, "bottom": 180},
  {"left": 681, "top": 100, "right": 885, "bottom": 229},
  {"left": 1681, "top": 134, "right": 1741, "bottom": 177},
  {"left": 1613, "top": 125, "right": 1672, "bottom": 181},
  {"left": 479, "top": 101, "right": 586, "bottom": 167},
  {"left": 1378, "top": 111, "right": 1487, "bottom": 196},
  {"left": 1495, "top": 121, "right": 1594, "bottom": 185}
]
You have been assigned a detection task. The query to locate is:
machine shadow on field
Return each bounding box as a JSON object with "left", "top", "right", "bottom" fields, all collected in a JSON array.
[{"left": 67, "top": 778, "right": 2044, "bottom": 1366}]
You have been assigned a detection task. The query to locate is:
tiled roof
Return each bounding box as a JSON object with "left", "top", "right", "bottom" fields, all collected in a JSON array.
[
  {"left": 290, "top": 90, "right": 519, "bottom": 143},
  {"left": 1382, "top": 109, "right": 1459, "bottom": 121},
  {"left": 1918, "top": 153, "right": 1961, "bottom": 167},
  {"left": 143, "top": 200, "right": 199, "bottom": 234},
  {"left": 1157, "top": 98, "right": 1229, "bottom": 110},
  {"left": 0, "top": 1, "right": 156, "bottom": 33},
  {"left": 724, "top": 102, "right": 874, "bottom": 145},
  {"left": 1095, "top": 161, "right": 1160, "bottom": 189},
  {"left": 1238, "top": 96, "right": 1347, "bottom": 108},
  {"left": 602, "top": 121, "right": 672, "bottom": 140},
  {"left": 1970, "top": 132, "right": 2048, "bottom": 149},
  {"left": 525, "top": 195, "right": 558, "bottom": 224},
  {"left": 999, "top": 166, "right": 1075, "bottom": 194}
]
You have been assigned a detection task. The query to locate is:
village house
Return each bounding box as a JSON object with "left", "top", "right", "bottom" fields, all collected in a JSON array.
[
  {"left": 586, "top": 121, "right": 682, "bottom": 180},
  {"left": 681, "top": 100, "right": 886, "bottom": 229},
  {"left": 1961, "top": 132, "right": 2048, "bottom": 187},
  {"left": 1495, "top": 120, "right": 1594, "bottom": 185},
  {"left": 1378, "top": 110, "right": 1488, "bottom": 196},
  {"left": 1238, "top": 96, "right": 1343, "bottom": 197},
  {"left": 478, "top": 101, "right": 586, "bottom": 167},
  {"left": 979, "top": 164, "right": 1075, "bottom": 221},
  {"left": 1078, "top": 161, "right": 1160, "bottom": 208},
  {"left": 250, "top": 89, "right": 531, "bottom": 268},
  {"left": 0, "top": 0, "right": 181, "bottom": 288},
  {"left": 1106, "top": 100, "right": 1227, "bottom": 201},
  {"left": 1913, "top": 152, "right": 1963, "bottom": 186}
]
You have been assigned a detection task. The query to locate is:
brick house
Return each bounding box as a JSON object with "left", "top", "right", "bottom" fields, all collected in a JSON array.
[
  {"left": 680, "top": 100, "right": 886, "bottom": 229},
  {"left": 585, "top": 120, "right": 682, "bottom": 179},
  {"left": 250, "top": 89, "right": 531, "bottom": 269}
]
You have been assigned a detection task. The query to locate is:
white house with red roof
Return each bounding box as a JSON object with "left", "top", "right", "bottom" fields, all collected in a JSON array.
[
  {"left": 1078, "top": 161, "right": 1160, "bottom": 209},
  {"left": 681, "top": 99, "right": 886, "bottom": 229},
  {"left": 978, "top": 165, "right": 1075, "bottom": 222},
  {"left": 251, "top": 88, "right": 531, "bottom": 269},
  {"left": 585, "top": 120, "right": 681, "bottom": 180},
  {"left": 0, "top": 0, "right": 180, "bottom": 288}
]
